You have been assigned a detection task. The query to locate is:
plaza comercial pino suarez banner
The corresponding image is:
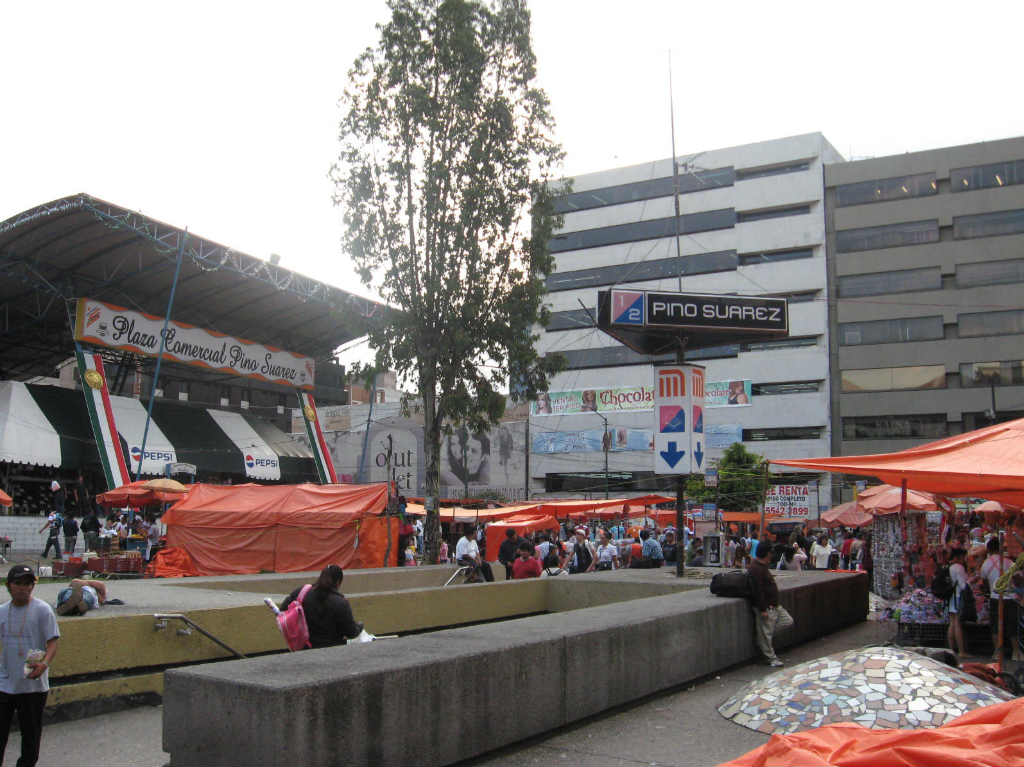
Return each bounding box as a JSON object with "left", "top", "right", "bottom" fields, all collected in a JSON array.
[{"left": 74, "top": 298, "right": 315, "bottom": 389}]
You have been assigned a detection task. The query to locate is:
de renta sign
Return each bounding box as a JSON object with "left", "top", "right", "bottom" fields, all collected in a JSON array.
[
  {"left": 74, "top": 298, "right": 315, "bottom": 389},
  {"left": 597, "top": 289, "right": 788, "bottom": 354}
]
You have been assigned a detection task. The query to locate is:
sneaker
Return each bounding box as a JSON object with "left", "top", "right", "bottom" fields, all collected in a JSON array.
[{"left": 769, "top": 659, "right": 784, "bottom": 667}]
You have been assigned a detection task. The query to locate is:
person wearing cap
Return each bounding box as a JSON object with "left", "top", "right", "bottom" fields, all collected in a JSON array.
[
  {"left": 568, "top": 527, "right": 595, "bottom": 574},
  {"left": 0, "top": 565, "right": 60, "bottom": 766}
]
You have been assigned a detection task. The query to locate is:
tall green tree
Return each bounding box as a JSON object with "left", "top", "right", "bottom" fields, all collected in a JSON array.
[
  {"left": 333, "top": 0, "right": 564, "bottom": 563},
  {"left": 686, "top": 442, "right": 765, "bottom": 511}
]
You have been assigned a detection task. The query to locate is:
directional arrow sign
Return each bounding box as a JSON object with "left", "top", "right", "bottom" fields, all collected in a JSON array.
[
  {"left": 694, "top": 440, "right": 704, "bottom": 469},
  {"left": 659, "top": 441, "right": 686, "bottom": 469}
]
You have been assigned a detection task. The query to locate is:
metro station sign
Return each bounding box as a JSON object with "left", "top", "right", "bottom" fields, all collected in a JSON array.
[
  {"left": 653, "top": 364, "right": 705, "bottom": 475},
  {"left": 597, "top": 289, "right": 788, "bottom": 355}
]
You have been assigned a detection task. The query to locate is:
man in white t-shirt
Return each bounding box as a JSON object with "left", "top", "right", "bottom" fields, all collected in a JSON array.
[
  {"left": 979, "top": 537, "right": 1017, "bottom": 660},
  {"left": 0, "top": 565, "right": 60, "bottom": 767},
  {"left": 455, "top": 529, "right": 493, "bottom": 582}
]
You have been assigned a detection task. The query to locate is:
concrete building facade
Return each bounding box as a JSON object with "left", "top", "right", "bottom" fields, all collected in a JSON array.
[
  {"left": 533, "top": 134, "right": 843, "bottom": 511},
  {"left": 825, "top": 136, "right": 1024, "bottom": 458}
]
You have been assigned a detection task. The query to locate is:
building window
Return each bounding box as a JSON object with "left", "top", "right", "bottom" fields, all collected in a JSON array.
[
  {"left": 963, "top": 410, "right": 1024, "bottom": 432},
  {"left": 549, "top": 209, "right": 735, "bottom": 253},
  {"left": 834, "top": 173, "right": 937, "bottom": 207},
  {"left": 552, "top": 167, "right": 734, "bottom": 214},
  {"left": 736, "top": 204, "right": 812, "bottom": 223},
  {"left": 684, "top": 344, "right": 740, "bottom": 361},
  {"left": 954, "top": 209, "right": 1024, "bottom": 240},
  {"left": 841, "top": 365, "right": 946, "bottom": 393},
  {"left": 835, "top": 220, "right": 939, "bottom": 253},
  {"left": 959, "top": 309, "right": 1024, "bottom": 338},
  {"left": 951, "top": 159, "right": 1024, "bottom": 192},
  {"left": 546, "top": 308, "right": 595, "bottom": 332},
  {"left": 743, "top": 426, "right": 823, "bottom": 441},
  {"left": 735, "top": 161, "right": 810, "bottom": 181},
  {"left": 839, "top": 316, "right": 943, "bottom": 346},
  {"left": 960, "top": 361, "right": 1024, "bottom": 387},
  {"left": 842, "top": 414, "right": 947, "bottom": 440},
  {"left": 751, "top": 381, "right": 821, "bottom": 395},
  {"left": 738, "top": 248, "right": 814, "bottom": 266},
  {"left": 742, "top": 335, "right": 819, "bottom": 352},
  {"left": 555, "top": 346, "right": 673, "bottom": 370},
  {"left": 956, "top": 257, "right": 1024, "bottom": 288},
  {"left": 837, "top": 267, "right": 942, "bottom": 298},
  {"left": 546, "top": 250, "right": 737, "bottom": 292}
]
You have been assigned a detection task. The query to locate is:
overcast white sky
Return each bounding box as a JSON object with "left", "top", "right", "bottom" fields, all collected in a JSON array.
[{"left": 3, "top": 0, "right": 1022, "bottom": 363}]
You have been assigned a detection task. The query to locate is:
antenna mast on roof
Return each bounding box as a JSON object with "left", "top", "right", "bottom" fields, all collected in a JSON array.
[{"left": 669, "top": 51, "right": 683, "bottom": 293}]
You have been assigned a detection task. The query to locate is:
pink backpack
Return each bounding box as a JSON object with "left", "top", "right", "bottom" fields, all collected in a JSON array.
[{"left": 276, "top": 584, "right": 312, "bottom": 651}]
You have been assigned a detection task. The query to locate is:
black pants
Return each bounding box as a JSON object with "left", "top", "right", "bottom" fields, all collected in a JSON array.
[
  {"left": 63, "top": 535, "right": 77, "bottom": 554},
  {"left": 0, "top": 691, "right": 48, "bottom": 767},
  {"left": 40, "top": 536, "right": 60, "bottom": 560},
  {"left": 989, "top": 598, "right": 1020, "bottom": 657}
]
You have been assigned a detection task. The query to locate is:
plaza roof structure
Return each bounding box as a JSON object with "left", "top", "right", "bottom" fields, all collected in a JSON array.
[{"left": 0, "top": 193, "right": 387, "bottom": 381}]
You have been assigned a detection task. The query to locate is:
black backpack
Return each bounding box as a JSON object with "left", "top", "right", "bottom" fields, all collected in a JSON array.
[
  {"left": 931, "top": 566, "right": 954, "bottom": 600},
  {"left": 710, "top": 569, "right": 752, "bottom": 599}
]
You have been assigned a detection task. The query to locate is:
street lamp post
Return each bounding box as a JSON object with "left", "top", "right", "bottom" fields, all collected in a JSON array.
[{"left": 594, "top": 412, "right": 610, "bottom": 500}]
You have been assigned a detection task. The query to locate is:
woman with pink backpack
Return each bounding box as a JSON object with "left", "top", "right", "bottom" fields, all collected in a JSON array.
[{"left": 275, "top": 565, "right": 363, "bottom": 650}]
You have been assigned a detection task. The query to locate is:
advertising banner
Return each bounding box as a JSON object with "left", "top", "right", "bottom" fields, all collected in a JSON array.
[
  {"left": 291, "top": 404, "right": 352, "bottom": 434},
  {"left": 532, "top": 428, "right": 653, "bottom": 454},
  {"left": 653, "top": 364, "right": 705, "bottom": 475},
  {"left": 531, "top": 385, "right": 653, "bottom": 416},
  {"left": 75, "top": 297, "right": 316, "bottom": 389},
  {"left": 706, "top": 424, "right": 743, "bottom": 449},
  {"left": 705, "top": 380, "right": 752, "bottom": 407},
  {"left": 764, "top": 484, "right": 811, "bottom": 517}
]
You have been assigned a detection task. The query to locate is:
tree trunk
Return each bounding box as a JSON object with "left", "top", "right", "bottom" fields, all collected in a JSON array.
[{"left": 422, "top": 372, "right": 442, "bottom": 565}]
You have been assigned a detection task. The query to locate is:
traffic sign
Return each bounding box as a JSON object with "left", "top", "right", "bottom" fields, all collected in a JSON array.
[
  {"left": 704, "top": 467, "right": 718, "bottom": 487},
  {"left": 653, "top": 364, "right": 705, "bottom": 475}
]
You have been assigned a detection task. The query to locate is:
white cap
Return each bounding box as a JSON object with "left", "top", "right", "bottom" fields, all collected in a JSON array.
[{"left": 50, "top": 481, "right": 60, "bottom": 491}]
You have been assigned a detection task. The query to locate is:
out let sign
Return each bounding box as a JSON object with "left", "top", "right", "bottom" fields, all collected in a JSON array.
[{"left": 653, "top": 364, "right": 705, "bottom": 475}]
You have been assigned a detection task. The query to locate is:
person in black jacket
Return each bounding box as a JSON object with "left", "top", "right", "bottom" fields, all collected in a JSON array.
[
  {"left": 498, "top": 528, "right": 520, "bottom": 580},
  {"left": 747, "top": 544, "right": 792, "bottom": 667},
  {"left": 280, "top": 565, "right": 363, "bottom": 648},
  {"left": 80, "top": 511, "right": 101, "bottom": 553}
]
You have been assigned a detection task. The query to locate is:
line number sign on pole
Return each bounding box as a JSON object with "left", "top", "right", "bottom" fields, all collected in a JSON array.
[{"left": 653, "top": 364, "right": 705, "bottom": 475}]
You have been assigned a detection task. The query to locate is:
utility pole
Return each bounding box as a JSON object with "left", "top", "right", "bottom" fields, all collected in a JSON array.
[{"left": 595, "top": 411, "right": 610, "bottom": 500}]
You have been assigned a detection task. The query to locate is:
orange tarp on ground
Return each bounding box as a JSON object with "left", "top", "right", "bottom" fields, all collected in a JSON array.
[
  {"left": 771, "top": 416, "right": 1024, "bottom": 506},
  {"left": 150, "top": 546, "right": 201, "bottom": 578},
  {"left": 163, "top": 483, "right": 395, "bottom": 575},
  {"left": 720, "top": 695, "right": 1024, "bottom": 767},
  {"left": 484, "top": 514, "right": 560, "bottom": 562}
]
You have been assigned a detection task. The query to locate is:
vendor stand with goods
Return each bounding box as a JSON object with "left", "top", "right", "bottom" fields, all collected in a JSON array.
[{"left": 772, "top": 416, "right": 1024, "bottom": 672}]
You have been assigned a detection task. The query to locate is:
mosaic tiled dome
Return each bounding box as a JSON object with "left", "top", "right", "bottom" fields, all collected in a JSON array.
[{"left": 719, "top": 646, "right": 1014, "bottom": 735}]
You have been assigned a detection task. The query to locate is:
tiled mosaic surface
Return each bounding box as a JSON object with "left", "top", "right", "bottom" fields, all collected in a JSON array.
[{"left": 718, "top": 646, "right": 1013, "bottom": 735}]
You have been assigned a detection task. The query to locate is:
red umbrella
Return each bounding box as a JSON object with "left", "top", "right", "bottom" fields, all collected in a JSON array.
[{"left": 820, "top": 501, "right": 873, "bottom": 528}]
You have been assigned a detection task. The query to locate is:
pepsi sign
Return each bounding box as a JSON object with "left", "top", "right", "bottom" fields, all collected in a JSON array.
[
  {"left": 130, "top": 446, "right": 174, "bottom": 463},
  {"left": 245, "top": 454, "right": 278, "bottom": 469}
]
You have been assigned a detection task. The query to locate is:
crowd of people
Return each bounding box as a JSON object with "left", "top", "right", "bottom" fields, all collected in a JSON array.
[{"left": 38, "top": 494, "right": 164, "bottom": 562}]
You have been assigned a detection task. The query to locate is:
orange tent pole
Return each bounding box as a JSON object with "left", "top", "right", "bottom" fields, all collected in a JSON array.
[{"left": 998, "top": 524, "right": 1005, "bottom": 674}]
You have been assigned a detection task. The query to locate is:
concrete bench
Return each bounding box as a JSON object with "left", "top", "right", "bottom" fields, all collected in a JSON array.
[{"left": 164, "top": 570, "right": 867, "bottom": 766}]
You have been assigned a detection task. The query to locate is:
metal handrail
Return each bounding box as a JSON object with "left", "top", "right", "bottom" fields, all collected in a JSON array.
[{"left": 153, "top": 613, "right": 246, "bottom": 659}]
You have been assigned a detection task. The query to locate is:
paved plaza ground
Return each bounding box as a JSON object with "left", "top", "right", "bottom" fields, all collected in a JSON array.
[{"left": 6, "top": 618, "right": 897, "bottom": 767}]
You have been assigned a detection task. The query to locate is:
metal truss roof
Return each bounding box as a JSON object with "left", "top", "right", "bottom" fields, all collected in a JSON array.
[{"left": 0, "top": 194, "right": 386, "bottom": 381}]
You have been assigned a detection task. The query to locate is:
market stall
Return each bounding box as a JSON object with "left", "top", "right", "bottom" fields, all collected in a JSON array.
[
  {"left": 162, "top": 482, "right": 395, "bottom": 574},
  {"left": 484, "top": 514, "right": 560, "bottom": 562}
]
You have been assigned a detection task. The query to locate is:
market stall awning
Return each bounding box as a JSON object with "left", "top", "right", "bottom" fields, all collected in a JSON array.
[
  {"left": 819, "top": 501, "right": 873, "bottom": 528},
  {"left": 0, "top": 380, "right": 314, "bottom": 482},
  {"left": 770, "top": 417, "right": 1024, "bottom": 505}
]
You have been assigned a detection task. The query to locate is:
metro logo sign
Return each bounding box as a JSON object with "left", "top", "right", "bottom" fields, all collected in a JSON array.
[
  {"left": 653, "top": 364, "right": 705, "bottom": 475},
  {"left": 657, "top": 368, "right": 685, "bottom": 398}
]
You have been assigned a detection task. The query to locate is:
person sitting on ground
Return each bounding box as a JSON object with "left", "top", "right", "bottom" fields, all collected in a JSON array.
[
  {"left": 540, "top": 552, "right": 569, "bottom": 577},
  {"left": 512, "top": 541, "right": 541, "bottom": 579},
  {"left": 690, "top": 546, "right": 705, "bottom": 567},
  {"left": 456, "top": 527, "right": 494, "bottom": 582},
  {"left": 280, "top": 564, "right": 363, "bottom": 648},
  {"left": 55, "top": 579, "right": 122, "bottom": 616}
]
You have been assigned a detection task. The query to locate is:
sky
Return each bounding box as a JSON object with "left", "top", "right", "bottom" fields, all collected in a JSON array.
[{"left": 4, "top": 0, "right": 1023, "bottom": 365}]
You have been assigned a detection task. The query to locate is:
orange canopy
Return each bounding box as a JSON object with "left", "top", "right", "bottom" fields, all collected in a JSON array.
[
  {"left": 96, "top": 479, "right": 191, "bottom": 507},
  {"left": 720, "top": 695, "right": 1024, "bottom": 767},
  {"left": 0, "top": 489, "right": 10, "bottom": 508},
  {"left": 820, "top": 501, "right": 873, "bottom": 528},
  {"left": 163, "top": 482, "right": 394, "bottom": 575},
  {"left": 405, "top": 495, "right": 676, "bottom": 523},
  {"left": 771, "top": 417, "right": 1024, "bottom": 505},
  {"left": 484, "top": 514, "right": 560, "bottom": 561},
  {"left": 856, "top": 484, "right": 951, "bottom": 514}
]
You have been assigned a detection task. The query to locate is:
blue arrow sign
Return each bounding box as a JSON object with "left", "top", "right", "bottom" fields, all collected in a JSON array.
[
  {"left": 659, "top": 441, "right": 686, "bottom": 469},
  {"left": 694, "top": 440, "right": 704, "bottom": 469}
]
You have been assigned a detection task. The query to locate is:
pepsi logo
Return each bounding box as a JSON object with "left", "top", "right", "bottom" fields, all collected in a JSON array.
[
  {"left": 130, "top": 446, "right": 142, "bottom": 463},
  {"left": 130, "top": 447, "right": 173, "bottom": 463},
  {"left": 245, "top": 454, "right": 279, "bottom": 469},
  {"left": 245, "top": 454, "right": 254, "bottom": 468}
]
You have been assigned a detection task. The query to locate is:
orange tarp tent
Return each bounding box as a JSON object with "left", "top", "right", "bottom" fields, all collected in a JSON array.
[
  {"left": 720, "top": 695, "right": 1024, "bottom": 767},
  {"left": 770, "top": 416, "right": 1024, "bottom": 505},
  {"left": 163, "top": 482, "right": 395, "bottom": 575},
  {"left": 820, "top": 500, "right": 873, "bottom": 528},
  {"left": 0, "top": 489, "right": 10, "bottom": 508},
  {"left": 484, "top": 514, "right": 560, "bottom": 562}
]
